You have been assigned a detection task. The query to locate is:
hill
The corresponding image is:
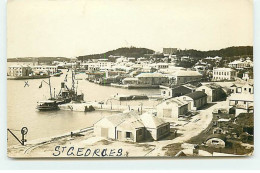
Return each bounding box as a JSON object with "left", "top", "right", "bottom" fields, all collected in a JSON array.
[
  {"left": 76, "top": 47, "right": 155, "bottom": 61},
  {"left": 176, "top": 46, "right": 253, "bottom": 58}
]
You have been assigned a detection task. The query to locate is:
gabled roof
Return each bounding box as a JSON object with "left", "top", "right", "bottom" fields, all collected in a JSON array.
[
  {"left": 118, "top": 118, "right": 144, "bottom": 130},
  {"left": 98, "top": 111, "right": 140, "bottom": 126},
  {"left": 162, "top": 97, "right": 189, "bottom": 107},
  {"left": 140, "top": 113, "right": 168, "bottom": 128},
  {"left": 184, "top": 91, "right": 207, "bottom": 100},
  {"left": 203, "top": 83, "right": 222, "bottom": 89}
]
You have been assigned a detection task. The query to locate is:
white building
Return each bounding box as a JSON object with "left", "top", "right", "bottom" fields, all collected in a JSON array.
[
  {"left": 228, "top": 57, "right": 253, "bottom": 69},
  {"left": 8, "top": 65, "right": 32, "bottom": 77},
  {"left": 155, "top": 63, "right": 169, "bottom": 70},
  {"left": 212, "top": 68, "right": 236, "bottom": 81},
  {"left": 32, "top": 65, "right": 58, "bottom": 75},
  {"left": 156, "top": 97, "right": 189, "bottom": 121},
  {"left": 229, "top": 82, "right": 254, "bottom": 116}
]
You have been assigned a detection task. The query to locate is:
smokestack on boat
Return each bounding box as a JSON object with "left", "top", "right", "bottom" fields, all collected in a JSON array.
[{"left": 61, "top": 82, "right": 65, "bottom": 88}]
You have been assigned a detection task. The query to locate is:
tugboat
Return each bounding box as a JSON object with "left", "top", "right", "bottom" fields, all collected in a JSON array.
[{"left": 36, "top": 70, "right": 84, "bottom": 111}]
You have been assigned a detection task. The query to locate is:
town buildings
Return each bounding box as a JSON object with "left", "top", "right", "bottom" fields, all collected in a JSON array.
[
  {"left": 212, "top": 68, "right": 236, "bottom": 81},
  {"left": 171, "top": 70, "right": 203, "bottom": 85},
  {"left": 163, "top": 48, "right": 178, "bottom": 55},
  {"left": 156, "top": 97, "right": 189, "bottom": 120},
  {"left": 196, "top": 83, "right": 226, "bottom": 102},
  {"left": 135, "top": 73, "right": 168, "bottom": 85},
  {"left": 229, "top": 82, "right": 254, "bottom": 116},
  {"left": 161, "top": 84, "right": 196, "bottom": 99},
  {"left": 94, "top": 111, "right": 170, "bottom": 142},
  {"left": 8, "top": 65, "right": 32, "bottom": 77},
  {"left": 179, "top": 91, "right": 207, "bottom": 111},
  {"left": 228, "top": 57, "right": 253, "bottom": 69}
]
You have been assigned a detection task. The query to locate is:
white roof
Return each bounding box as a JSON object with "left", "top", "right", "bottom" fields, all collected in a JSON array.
[
  {"left": 173, "top": 70, "right": 202, "bottom": 77},
  {"left": 136, "top": 73, "right": 165, "bottom": 78},
  {"left": 9, "top": 65, "right": 30, "bottom": 68},
  {"left": 123, "top": 78, "right": 138, "bottom": 81},
  {"left": 140, "top": 113, "right": 167, "bottom": 128},
  {"left": 229, "top": 93, "right": 254, "bottom": 102},
  {"left": 162, "top": 97, "right": 189, "bottom": 107},
  {"left": 213, "top": 68, "right": 235, "bottom": 72}
]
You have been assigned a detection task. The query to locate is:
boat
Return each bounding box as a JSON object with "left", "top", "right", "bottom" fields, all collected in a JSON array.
[
  {"left": 36, "top": 100, "right": 59, "bottom": 111},
  {"left": 36, "top": 70, "right": 84, "bottom": 111}
]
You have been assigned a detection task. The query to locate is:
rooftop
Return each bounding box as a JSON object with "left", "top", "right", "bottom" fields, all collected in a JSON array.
[
  {"left": 136, "top": 73, "right": 165, "bottom": 78},
  {"left": 184, "top": 91, "right": 207, "bottom": 100},
  {"left": 140, "top": 113, "right": 168, "bottom": 128},
  {"left": 173, "top": 70, "right": 202, "bottom": 77},
  {"left": 163, "top": 97, "right": 189, "bottom": 107}
]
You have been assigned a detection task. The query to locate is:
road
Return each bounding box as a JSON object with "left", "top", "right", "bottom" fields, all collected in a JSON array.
[{"left": 144, "top": 100, "right": 229, "bottom": 156}]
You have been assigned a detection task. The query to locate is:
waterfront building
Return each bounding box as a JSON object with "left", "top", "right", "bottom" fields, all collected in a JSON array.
[
  {"left": 96, "top": 59, "right": 114, "bottom": 70},
  {"left": 212, "top": 68, "right": 236, "bottom": 81},
  {"left": 122, "top": 78, "right": 139, "bottom": 85},
  {"left": 140, "top": 113, "right": 170, "bottom": 141},
  {"left": 32, "top": 65, "right": 58, "bottom": 75},
  {"left": 135, "top": 73, "right": 168, "bottom": 85},
  {"left": 94, "top": 112, "right": 143, "bottom": 142},
  {"left": 156, "top": 97, "right": 189, "bottom": 121},
  {"left": 171, "top": 70, "right": 203, "bottom": 85},
  {"left": 8, "top": 65, "right": 32, "bottom": 77},
  {"left": 116, "top": 118, "right": 145, "bottom": 142},
  {"left": 94, "top": 111, "right": 170, "bottom": 142}
]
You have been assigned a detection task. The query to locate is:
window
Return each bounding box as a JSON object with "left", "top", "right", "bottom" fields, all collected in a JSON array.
[
  {"left": 126, "top": 132, "right": 131, "bottom": 138},
  {"left": 212, "top": 140, "right": 219, "bottom": 144},
  {"left": 249, "top": 88, "right": 252, "bottom": 93}
]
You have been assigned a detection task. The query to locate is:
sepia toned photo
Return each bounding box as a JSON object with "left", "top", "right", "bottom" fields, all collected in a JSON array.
[{"left": 7, "top": 0, "right": 254, "bottom": 158}]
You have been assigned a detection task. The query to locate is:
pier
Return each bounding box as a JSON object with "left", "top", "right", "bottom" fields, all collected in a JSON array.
[{"left": 58, "top": 101, "right": 154, "bottom": 112}]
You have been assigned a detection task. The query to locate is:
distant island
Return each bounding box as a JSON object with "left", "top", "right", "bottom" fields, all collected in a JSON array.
[
  {"left": 7, "top": 57, "right": 71, "bottom": 63},
  {"left": 7, "top": 46, "right": 253, "bottom": 62}
]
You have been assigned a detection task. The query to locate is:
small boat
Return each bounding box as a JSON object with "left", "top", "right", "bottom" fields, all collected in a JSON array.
[{"left": 36, "top": 100, "right": 59, "bottom": 111}]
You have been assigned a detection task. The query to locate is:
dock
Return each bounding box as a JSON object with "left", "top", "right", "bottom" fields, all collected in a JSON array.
[
  {"left": 113, "top": 94, "right": 149, "bottom": 101},
  {"left": 58, "top": 101, "right": 154, "bottom": 112}
]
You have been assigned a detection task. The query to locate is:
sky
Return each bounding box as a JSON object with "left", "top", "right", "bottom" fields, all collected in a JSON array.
[{"left": 7, "top": 0, "right": 253, "bottom": 58}]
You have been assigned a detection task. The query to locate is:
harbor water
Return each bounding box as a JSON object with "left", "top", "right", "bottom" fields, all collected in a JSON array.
[{"left": 7, "top": 64, "right": 161, "bottom": 146}]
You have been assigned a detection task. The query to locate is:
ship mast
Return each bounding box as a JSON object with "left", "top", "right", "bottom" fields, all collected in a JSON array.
[{"left": 49, "top": 77, "right": 52, "bottom": 99}]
